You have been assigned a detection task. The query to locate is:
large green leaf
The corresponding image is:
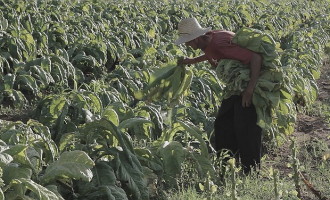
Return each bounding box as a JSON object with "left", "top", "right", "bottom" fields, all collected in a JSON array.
[
  {"left": 79, "top": 185, "right": 128, "bottom": 200},
  {"left": 49, "top": 96, "right": 67, "bottom": 117},
  {"left": 30, "top": 65, "right": 54, "bottom": 86},
  {"left": 16, "top": 74, "right": 39, "bottom": 95},
  {"left": 102, "top": 108, "right": 119, "bottom": 126},
  {"left": 27, "top": 120, "right": 59, "bottom": 163},
  {"left": 119, "top": 118, "right": 154, "bottom": 139},
  {"left": 119, "top": 118, "right": 154, "bottom": 130},
  {"left": 7, "top": 178, "right": 60, "bottom": 200},
  {"left": 158, "top": 141, "right": 185, "bottom": 185},
  {"left": 2, "top": 89, "right": 27, "bottom": 108},
  {"left": 0, "top": 188, "right": 3, "bottom": 200},
  {"left": 2, "top": 74, "right": 16, "bottom": 90},
  {"left": 177, "top": 120, "right": 216, "bottom": 178},
  {"left": 58, "top": 133, "right": 76, "bottom": 152},
  {"left": 41, "top": 150, "right": 94, "bottom": 184},
  {"left": 44, "top": 185, "right": 65, "bottom": 200},
  {"left": 2, "top": 164, "right": 32, "bottom": 185},
  {"left": 88, "top": 119, "right": 148, "bottom": 199},
  {"left": 177, "top": 121, "right": 209, "bottom": 157},
  {"left": 86, "top": 92, "right": 103, "bottom": 113},
  {"left": 153, "top": 122, "right": 183, "bottom": 146},
  {"left": 103, "top": 186, "right": 128, "bottom": 200},
  {"left": 72, "top": 161, "right": 129, "bottom": 200},
  {"left": 112, "top": 150, "right": 149, "bottom": 200},
  {"left": 93, "top": 161, "right": 117, "bottom": 186},
  {"left": 147, "top": 62, "right": 177, "bottom": 88},
  {"left": 3, "top": 144, "right": 32, "bottom": 167},
  {"left": 138, "top": 105, "right": 164, "bottom": 135},
  {"left": 0, "top": 153, "right": 13, "bottom": 167}
]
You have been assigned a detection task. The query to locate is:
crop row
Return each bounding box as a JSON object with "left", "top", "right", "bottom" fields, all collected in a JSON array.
[{"left": 0, "top": 0, "right": 329, "bottom": 199}]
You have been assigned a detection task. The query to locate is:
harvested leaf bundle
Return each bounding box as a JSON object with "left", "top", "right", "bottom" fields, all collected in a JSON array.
[
  {"left": 138, "top": 61, "right": 193, "bottom": 103},
  {"left": 232, "top": 27, "right": 280, "bottom": 68},
  {"left": 216, "top": 28, "right": 296, "bottom": 144}
]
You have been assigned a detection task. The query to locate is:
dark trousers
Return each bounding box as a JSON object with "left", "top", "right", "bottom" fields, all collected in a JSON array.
[{"left": 214, "top": 95, "right": 262, "bottom": 173}]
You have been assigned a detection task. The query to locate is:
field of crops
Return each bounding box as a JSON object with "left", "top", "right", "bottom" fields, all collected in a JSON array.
[{"left": 0, "top": 0, "right": 329, "bottom": 199}]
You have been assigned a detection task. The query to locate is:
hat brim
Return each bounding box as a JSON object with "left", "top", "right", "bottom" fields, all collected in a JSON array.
[{"left": 174, "top": 27, "right": 211, "bottom": 45}]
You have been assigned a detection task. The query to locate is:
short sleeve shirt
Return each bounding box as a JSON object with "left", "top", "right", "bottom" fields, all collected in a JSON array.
[{"left": 198, "top": 30, "right": 254, "bottom": 66}]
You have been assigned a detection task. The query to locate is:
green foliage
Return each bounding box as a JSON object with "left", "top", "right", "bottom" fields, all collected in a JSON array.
[
  {"left": 232, "top": 27, "right": 280, "bottom": 67},
  {"left": 158, "top": 141, "right": 185, "bottom": 186},
  {"left": 6, "top": 178, "right": 60, "bottom": 200},
  {"left": 41, "top": 150, "right": 95, "bottom": 184},
  {"left": 139, "top": 61, "right": 193, "bottom": 104},
  {"left": 0, "top": 0, "right": 329, "bottom": 199}
]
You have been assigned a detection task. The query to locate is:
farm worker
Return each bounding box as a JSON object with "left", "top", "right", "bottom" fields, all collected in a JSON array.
[{"left": 175, "top": 17, "right": 263, "bottom": 174}]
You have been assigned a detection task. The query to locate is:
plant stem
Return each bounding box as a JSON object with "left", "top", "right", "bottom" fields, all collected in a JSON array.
[
  {"left": 290, "top": 138, "right": 302, "bottom": 199},
  {"left": 228, "top": 158, "right": 239, "bottom": 200},
  {"left": 273, "top": 168, "right": 281, "bottom": 200}
]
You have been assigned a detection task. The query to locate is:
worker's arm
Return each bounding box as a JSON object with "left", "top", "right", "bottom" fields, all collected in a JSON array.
[
  {"left": 242, "top": 52, "right": 262, "bottom": 107},
  {"left": 178, "top": 54, "right": 208, "bottom": 65}
]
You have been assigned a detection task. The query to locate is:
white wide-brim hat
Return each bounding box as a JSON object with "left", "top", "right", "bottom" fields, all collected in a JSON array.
[{"left": 175, "top": 17, "right": 211, "bottom": 45}]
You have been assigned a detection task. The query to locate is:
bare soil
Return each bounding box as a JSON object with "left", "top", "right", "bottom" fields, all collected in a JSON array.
[{"left": 266, "top": 59, "right": 330, "bottom": 200}]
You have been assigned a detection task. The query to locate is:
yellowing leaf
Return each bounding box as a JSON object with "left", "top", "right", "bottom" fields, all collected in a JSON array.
[
  {"left": 323, "top": 151, "right": 330, "bottom": 161},
  {"left": 148, "top": 28, "right": 155, "bottom": 38},
  {"left": 134, "top": 90, "right": 144, "bottom": 100},
  {"left": 102, "top": 108, "right": 119, "bottom": 126}
]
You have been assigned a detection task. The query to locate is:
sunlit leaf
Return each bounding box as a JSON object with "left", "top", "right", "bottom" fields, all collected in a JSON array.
[{"left": 41, "top": 150, "right": 94, "bottom": 184}]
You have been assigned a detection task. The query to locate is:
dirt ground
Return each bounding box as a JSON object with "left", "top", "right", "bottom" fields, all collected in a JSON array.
[
  {"left": 266, "top": 59, "right": 330, "bottom": 200},
  {"left": 294, "top": 59, "right": 330, "bottom": 152}
]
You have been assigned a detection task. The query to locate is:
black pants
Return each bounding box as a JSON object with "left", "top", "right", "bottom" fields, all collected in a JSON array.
[{"left": 214, "top": 95, "right": 262, "bottom": 173}]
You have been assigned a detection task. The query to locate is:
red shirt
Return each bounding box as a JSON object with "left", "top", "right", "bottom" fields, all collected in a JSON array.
[{"left": 196, "top": 30, "right": 254, "bottom": 66}]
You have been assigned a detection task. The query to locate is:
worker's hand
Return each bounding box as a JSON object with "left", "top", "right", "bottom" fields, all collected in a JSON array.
[
  {"left": 177, "top": 57, "right": 195, "bottom": 65},
  {"left": 241, "top": 88, "right": 253, "bottom": 107}
]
